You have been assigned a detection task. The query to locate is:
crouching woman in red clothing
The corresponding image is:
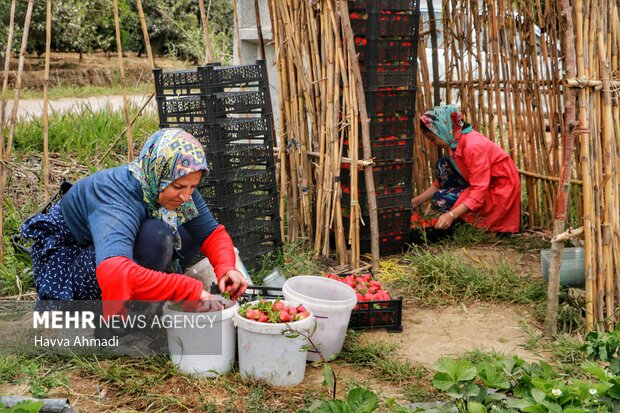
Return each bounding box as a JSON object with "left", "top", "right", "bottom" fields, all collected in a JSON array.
[
  {"left": 411, "top": 105, "right": 521, "bottom": 233},
  {"left": 20, "top": 128, "right": 248, "bottom": 315}
]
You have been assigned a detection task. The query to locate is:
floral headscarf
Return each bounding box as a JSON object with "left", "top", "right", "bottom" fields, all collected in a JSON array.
[
  {"left": 128, "top": 128, "right": 208, "bottom": 248},
  {"left": 420, "top": 104, "right": 472, "bottom": 150}
]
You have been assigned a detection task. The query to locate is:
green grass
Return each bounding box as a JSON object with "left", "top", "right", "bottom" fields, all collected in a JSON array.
[
  {"left": 13, "top": 105, "right": 159, "bottom": 168},
  {"left": 8, "top": 84, "right": 153, "bottom": 100},
  {"left": 394, "top": 244, "right": 547, "bottom": 307},
  {"left": 0, "top": 355, "right": 69, "bottom": 398},
  {"left": 341, "top": 330, "right": 428, "bottom": 384}
]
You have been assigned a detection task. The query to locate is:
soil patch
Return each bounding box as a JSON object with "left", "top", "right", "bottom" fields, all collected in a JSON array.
[
  {"left": 364, "top": 302, "right": 544, "bottom": 367},
  {"left": 2, "top": 52, "right": 187, "bottom": 90}
]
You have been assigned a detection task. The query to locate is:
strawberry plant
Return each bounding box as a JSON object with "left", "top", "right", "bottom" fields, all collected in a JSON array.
[{"left": 238, "top": 298, "right": 310, "bottom": 323}]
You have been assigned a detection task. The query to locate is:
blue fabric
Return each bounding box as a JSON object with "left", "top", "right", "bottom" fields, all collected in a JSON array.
[
  {"left": 20, "top": 164, "right": 219, "bottom": 300},
  {"left": 432, "top": 157, "right": 469, "bottom": 212},
  {"left": 20, "top": 204, "right": 203, "bottom": 300},
  {"left": 58, "top": 165, "right": 218, "bottom": 266}
]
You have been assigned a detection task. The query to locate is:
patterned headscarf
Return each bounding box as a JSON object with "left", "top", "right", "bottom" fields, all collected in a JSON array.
[
  {"left": 420, "top": 104, "right": 472, "bottom": 150},
  {"left": 128, "top": 128, "right": 208, "bottom": 248}
]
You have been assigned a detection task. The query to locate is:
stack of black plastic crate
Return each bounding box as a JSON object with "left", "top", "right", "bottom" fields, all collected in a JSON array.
[
  {"left": 153, "top": 61, "right": 281, "bottom": 269},
  {"left": 343, "top": 0, "right": 421, "bottom": 255}
]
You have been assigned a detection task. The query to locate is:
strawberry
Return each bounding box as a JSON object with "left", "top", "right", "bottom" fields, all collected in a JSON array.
[
  {"left": 296, "top": 305, "right": 307, "bottom": 313},
  {"left": 279, "top": 311, "right": 293, "bottom": 322},
  {"left": 257, "top": 313, "right": 268, "bottom": 323},
  {"left": 296, "top": 311, "right": 310, "bottom": 320},
  {"left": 273, "top": 301, "right": 286, "bottom": 311}
]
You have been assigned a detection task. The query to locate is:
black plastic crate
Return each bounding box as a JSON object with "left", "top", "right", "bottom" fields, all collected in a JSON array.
[
  {"left": 348, "top": 0, "right": 416, "bottom": 11},
  {"left": 154, "top": 68, "right": 206, "bottom": 97},
  {"left": 206, "top": 143, "right": 274, "bottom": 174},
  {"left": 355, "top": 38, "right": 418, "bottom": 63},
  {"left": 210, "top": 193, "right": 279, "bottom": 223},
  {"left": 201, "top": 169, "right": 277, "bottom": 204},
  {"left": 365, "top": 89, "right": 416, "bottom": 115},
  {"left": 364, "top": 70, "right": 417, "bottom": 91},
  {"left": 157, "top": 91, "right": 270, "bottom": 123},
  {"left": 203, "top": 163, "right": 276, "bottom": 184},
  {"left": 367, "top": 137, "right": 414, "bottom": 162},
  {"left": 205, "top": 61, "right": 267, "bottom": 89},
  {"left": 369, "top": 114, "right": 415, "bottom": 137},
  {"left": 350, "top": 11, "right": 419, "bottom": 37},
  {"left": 154, "top": 61, "right": 269, "bottom": 96},
  {"left": 360, "top": 229, "right": 410, "bottom": 255},
  {"left": 160, "top": 117, "right": 272, "bottom": 149},
  {"left": 341, "top": 160, "right": 413, "bottom": 187},
  {"left": 350, "top": 297, "right": 403, "bottom": 331},
  {"left": 342, "top": 186, "right": 412, "bottom": 213},
  {"left": 343, "top": 207, "right": 412, "bottom": 235},
  {"left": 227, "top": 219, "right": 281, "bottom": 248}
]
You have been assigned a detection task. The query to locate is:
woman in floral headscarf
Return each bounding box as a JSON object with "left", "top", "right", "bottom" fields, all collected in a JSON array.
[
  {"left": 411, "top": 105, "right": 521, "bottom": 233},
  {"left": 21, "top": 129, "right": 247, "bottom": 311}
]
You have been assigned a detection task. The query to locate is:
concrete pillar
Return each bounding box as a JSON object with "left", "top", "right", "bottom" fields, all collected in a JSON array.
[{"left": 232, "top": 0, "right": 280, "bottom": 144}]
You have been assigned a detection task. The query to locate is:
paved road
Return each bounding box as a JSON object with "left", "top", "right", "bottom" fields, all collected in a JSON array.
[{"left": 3, "top": 94, "right": 157, "bottom": 120}]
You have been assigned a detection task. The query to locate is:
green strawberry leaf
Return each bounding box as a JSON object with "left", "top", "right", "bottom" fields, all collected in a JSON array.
[
  {"left": 466, "top": 401, "right": 486, "bottom": 413},
  {"left": 346, "top": 387, "right": 379, "bottom": 413}
]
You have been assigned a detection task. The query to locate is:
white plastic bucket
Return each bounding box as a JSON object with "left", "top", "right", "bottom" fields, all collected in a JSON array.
[
  {"left": 163, "top": 299, "right": 238, "bottom": 377},
  {"left": 282, "top": 276, "right": 357, "bottom": 361},
  {"left": 233, "top": 300, "right": 315, "bottom": 386}
]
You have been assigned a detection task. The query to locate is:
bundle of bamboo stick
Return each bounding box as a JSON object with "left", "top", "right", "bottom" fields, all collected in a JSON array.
[{"left": 270, "top": 0, "right": 380, "bottom": 268}]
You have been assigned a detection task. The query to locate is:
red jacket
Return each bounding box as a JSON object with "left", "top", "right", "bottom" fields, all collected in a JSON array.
[{"left": 451, "top": 131, "right": 521, "bottom": 233}]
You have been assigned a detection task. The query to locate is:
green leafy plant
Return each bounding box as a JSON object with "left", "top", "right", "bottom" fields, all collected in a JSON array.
[
  {"left": 0, "top": 400, "right": 44, "bottom": 413},
  {"left": 584, "top": 324, "right": 620, "bottom": 367},
  {"left": 309, "top": 387, "right": 379, "bottom": 413}
]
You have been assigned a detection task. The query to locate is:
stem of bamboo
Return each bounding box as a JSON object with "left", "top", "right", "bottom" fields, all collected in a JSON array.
[
  {"left": 112, "top": 0, "right": 134, "bottom": 162},
  {"left": 42, "top": 0, "right": 52, "bottom": 200}
]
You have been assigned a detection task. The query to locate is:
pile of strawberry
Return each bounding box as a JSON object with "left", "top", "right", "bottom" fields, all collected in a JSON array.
[
  {"left": 411, "top": 211, "right": 438, "bottom": 229},
  {"left": 238, "top": 299, "right": 310, "bottom": 323},
  {"left": 324, "top": 273, "right": 391, "bottom": 310}
]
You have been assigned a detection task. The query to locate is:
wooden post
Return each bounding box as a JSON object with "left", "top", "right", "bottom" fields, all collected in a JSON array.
[
  {"left": 545, "top": 0, "right": 578, "bottom": 337},
  {"left": 136, "top": 0, "right": 156, "bottom": 71},
  {"left": 0, "top": 0, "right": 17, "bottom": 153},
  {"left": 199, "top": 0, "right": 215, "bottom": 63},
  {"left": 112, "top": 0, "right": 134, "bottom": 162},
  {"left": 340, "top": 0, "right": 379, "bottom": 271},
  {"left": 0, "top": 0, "right": 35, "bottom": 262},
  {"left": 42, "top": 0, "right": 52, "bottom": 200}
]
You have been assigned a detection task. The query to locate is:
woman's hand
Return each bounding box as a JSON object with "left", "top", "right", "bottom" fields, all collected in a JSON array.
[
  {"left": 182, "top": 290, "right": 223, "bottom": 312},
  {"left": 218, "top": 269, "right": 248, "bottom": 300},
  {"left": 435, "top": 212, "right": 455, "bottom": 229}
]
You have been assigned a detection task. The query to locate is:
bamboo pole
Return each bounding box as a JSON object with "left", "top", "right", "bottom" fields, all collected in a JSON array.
[
  {"left": 0, "top": 0, "right": 17, "bottom": 154},
  {"left": 0, "top": 0, "right": 34, "bottom": 262},
  {"left": 545, "top": 0, "right": 578, "bottom": 337},
  {"left": 340, "top": 0, "right": 379, "bottom": 271},
  {"left": 42, "top": 0, "right": 52, "bottom": 200},
  {"left": 112, "top": 0, "right": 134, "bottom": 162},
  {"left": 136, "top": 0, "right": 156, "bottom": 71},
  {"left": 199, "top": 0, "right": 215, "bottom": 63}
]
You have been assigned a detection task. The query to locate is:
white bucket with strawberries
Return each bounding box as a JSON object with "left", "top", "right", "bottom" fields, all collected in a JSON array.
[
  {"left": 233, "top": 299, "right": 314, "bottom": 386},
  {"left": 282, "top": 275, "right": 357, "bottom": 362}
]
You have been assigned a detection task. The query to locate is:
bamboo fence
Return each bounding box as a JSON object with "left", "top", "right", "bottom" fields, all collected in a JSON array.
[{"left": 415, "top": 0, "right": 619, "bottom": 331}]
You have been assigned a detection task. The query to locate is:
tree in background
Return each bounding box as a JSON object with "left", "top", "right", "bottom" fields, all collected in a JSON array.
[{"left": 0, "top": 0, "right": 233, "bottom": 64}]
